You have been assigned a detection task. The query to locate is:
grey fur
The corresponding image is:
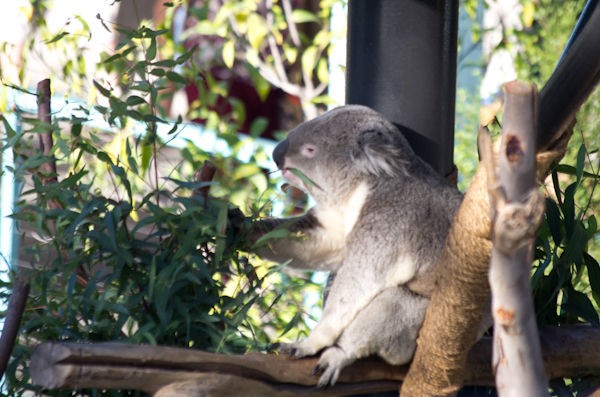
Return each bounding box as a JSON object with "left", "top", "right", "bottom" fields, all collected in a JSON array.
[{"left": 256, "top": 105, "right": 464, "bottom": 386}]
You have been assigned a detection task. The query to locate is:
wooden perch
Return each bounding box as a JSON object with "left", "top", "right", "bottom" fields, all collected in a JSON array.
[{"left": 30, "top": 326, "right": 600, "bottom": 396}]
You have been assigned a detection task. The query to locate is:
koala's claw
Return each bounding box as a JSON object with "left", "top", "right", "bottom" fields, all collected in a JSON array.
[
  {"left": 315, "top": 363, "right": 340, "bottom": 388},
  {"left": 314, "top": 346, "right": 350, "bottom": 387},
  {"left": 311, "top": 364, "right": 324, "bottom": 376},
  {"left": 313, "top": 363, "right": 338, "bottom": 388}
]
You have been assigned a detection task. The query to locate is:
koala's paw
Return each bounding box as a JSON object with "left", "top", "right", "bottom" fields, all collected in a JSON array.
[
  {"left": 313, "top": 346, "right": 352, "bottom": 387},
  {"left": 278, "top": 340, "right": 320, "bottom": 359}
]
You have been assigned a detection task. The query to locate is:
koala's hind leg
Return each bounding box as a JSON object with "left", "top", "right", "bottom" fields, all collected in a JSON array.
[{"left": 315, "top": 286, "right": 429, "bottom": 387}]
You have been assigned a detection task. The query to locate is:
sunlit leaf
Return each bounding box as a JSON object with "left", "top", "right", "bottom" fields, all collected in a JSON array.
[
  {"left": 522, "top": 2, "right": 535, "bottom": 28},
  {"left": 283, "top": 44, "right": 298, "bottom": 63},
  {"left": 301, "top": 46, "right": 318, "bottom": 79},
  {"left": 232, "top": 163, "right": 260, "bottom": 181},
  {"left": 222, "top": 40, "right": 235, "bottom": 69},
  {"left": 45, "top": 31, "right": 69, "bottom": 44},
  {"left": 291, "top": 9, "right": 320, "bottom": 24},
  {"left": 247, "top": 13, "right": 268, "bottom": 49},
  {"left": 317, "top": 57, "right": 328, "bottom": 84}
]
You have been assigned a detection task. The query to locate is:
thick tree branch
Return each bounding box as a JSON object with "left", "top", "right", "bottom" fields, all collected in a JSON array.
[
  {"left": 29, "top": 326, "right": 600, "bottom": 396},
  {"left": 401, "top": 163, "right": 493, "bottom": 396}
]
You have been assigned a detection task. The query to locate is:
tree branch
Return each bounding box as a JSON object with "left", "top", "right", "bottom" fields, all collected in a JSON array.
[
  {"left": 401, "top": 163, "right": 493, "bottom": 396},
  {"left": 484, "top": 81, "right": 548, "bottom": 396},
  {"left": 36, "top": 78, "right": 57, "bottom": 185},
  {"left": 29, "top": 326, "right": 600, "bottom": 396},
  {"left": 0, "top": 276, "right": 29, "bottom": 378}
]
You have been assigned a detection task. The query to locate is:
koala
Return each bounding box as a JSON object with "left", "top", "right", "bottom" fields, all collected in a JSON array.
[{"left": 252, "top": 105, "right": 463, "bottom": 386}]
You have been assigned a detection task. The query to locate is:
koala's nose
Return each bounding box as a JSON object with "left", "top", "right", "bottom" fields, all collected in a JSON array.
[{"left": 273, "top": 139, "right": 289, "bottom": 169}]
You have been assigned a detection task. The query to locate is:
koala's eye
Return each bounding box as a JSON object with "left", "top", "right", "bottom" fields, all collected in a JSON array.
[{"left": 301, "top": 144, "right": 317, "bottom": 158}]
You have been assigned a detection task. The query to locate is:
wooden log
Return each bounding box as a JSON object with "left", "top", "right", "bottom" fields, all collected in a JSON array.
[
  {"left": 30, "top": 325, "right": 600, "bottom": 396},
  {"left": 30, "top": 341, "right": 405, "bottom": 396}
]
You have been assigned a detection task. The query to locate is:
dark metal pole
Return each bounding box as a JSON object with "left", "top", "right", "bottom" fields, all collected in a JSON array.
[
  {"left": 346, "top": 0, "right": 459, "bottom": 177},
  {"left": 537, "top": 0, "right": 600, "bottom": 150}
]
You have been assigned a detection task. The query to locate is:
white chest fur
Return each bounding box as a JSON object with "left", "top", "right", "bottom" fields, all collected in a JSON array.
[{"left": 314, "top": 181, "right": 370, "bottom": 243}]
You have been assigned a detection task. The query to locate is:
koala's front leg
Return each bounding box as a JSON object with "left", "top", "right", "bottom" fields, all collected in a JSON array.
[
  {"left": 315, "top": 286, "right": 428, "bottom": 386},
  {"left": 285, "top": 233, "right": 417, "bottom": 358}
]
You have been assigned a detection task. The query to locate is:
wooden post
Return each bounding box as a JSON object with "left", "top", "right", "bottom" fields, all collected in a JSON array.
[{"left": 483, "top": 81, "right": 548, "bottom": 396}]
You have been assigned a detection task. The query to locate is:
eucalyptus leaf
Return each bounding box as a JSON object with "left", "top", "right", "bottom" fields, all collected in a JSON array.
[
  {"left": 288, "top": 167, "right": 321, "bottom": 190},
  {"left": 563, "top": 287, "right": 600, "bottom": 326}
]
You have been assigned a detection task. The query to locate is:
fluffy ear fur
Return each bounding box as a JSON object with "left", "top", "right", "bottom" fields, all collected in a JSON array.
[{"left": 355, "top": 129, "right": 407, "bottom": 177}]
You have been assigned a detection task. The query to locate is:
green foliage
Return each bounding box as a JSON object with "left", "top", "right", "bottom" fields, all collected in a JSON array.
[
  {"left": 532, "top": 144, "right": 600, "bottom": 396},
  {"left": 186, "top": 0, "right": 339, "bottom": 117},
  {"left": 0, "top": 3, "right": 332, "bottom": 395},
  {"left": 513, "top": 0, "right": 600, "bottom": 243},
  {"left": 534, "top": 145, "right": 600, "bottom": 327},
  {"left": 510, "top": 2, "right": 600, "bottom": 354}
]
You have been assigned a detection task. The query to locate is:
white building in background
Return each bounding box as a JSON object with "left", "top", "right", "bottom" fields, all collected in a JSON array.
[{"left": 480, "top": 0, "right": 523, "bottom": 104}]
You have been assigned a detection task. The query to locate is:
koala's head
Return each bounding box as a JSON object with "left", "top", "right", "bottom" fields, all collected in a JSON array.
[{"left": 272, "top": 105, "right": 416, "bottom": 199}]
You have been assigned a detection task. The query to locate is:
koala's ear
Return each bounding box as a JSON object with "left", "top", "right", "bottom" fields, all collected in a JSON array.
[{"left": 355, "top": 129, "right": 405, "bottom": 177}]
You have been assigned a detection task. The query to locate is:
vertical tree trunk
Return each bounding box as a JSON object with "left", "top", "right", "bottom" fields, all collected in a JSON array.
[
  {"left": 484, "top": 81, "right": 548, "bottom": 396},
  {"left": 36, "top": 79, "right": 57, "bottom": 185}
]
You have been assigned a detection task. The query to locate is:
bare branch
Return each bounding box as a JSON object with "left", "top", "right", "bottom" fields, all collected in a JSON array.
[
  {"left": 487, "top": 81, "right": 548, "bottom": 396},
  {"left": 0, "top": 277, "right": 29, "bottom": 378},
  {"left": 265, "top": 0, "right": 292, "bottom": 88},
  {"left": 281, "top": 0, "right": 301, "bottom": 47},
  {"left": 36, "top": 78, "right": 57, "bottom": 185}
]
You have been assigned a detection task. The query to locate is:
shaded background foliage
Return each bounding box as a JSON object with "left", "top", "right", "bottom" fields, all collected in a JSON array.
[{"left": 0, "top": 0, "right": 598, "bottom": 396}]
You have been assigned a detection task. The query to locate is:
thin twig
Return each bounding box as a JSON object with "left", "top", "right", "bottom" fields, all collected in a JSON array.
[
  {"left": 281, "top": 0, "right": 301, "bottom": 47},
  {"left": 0, "top": 277, "right": 29, "bottom": 378}
]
